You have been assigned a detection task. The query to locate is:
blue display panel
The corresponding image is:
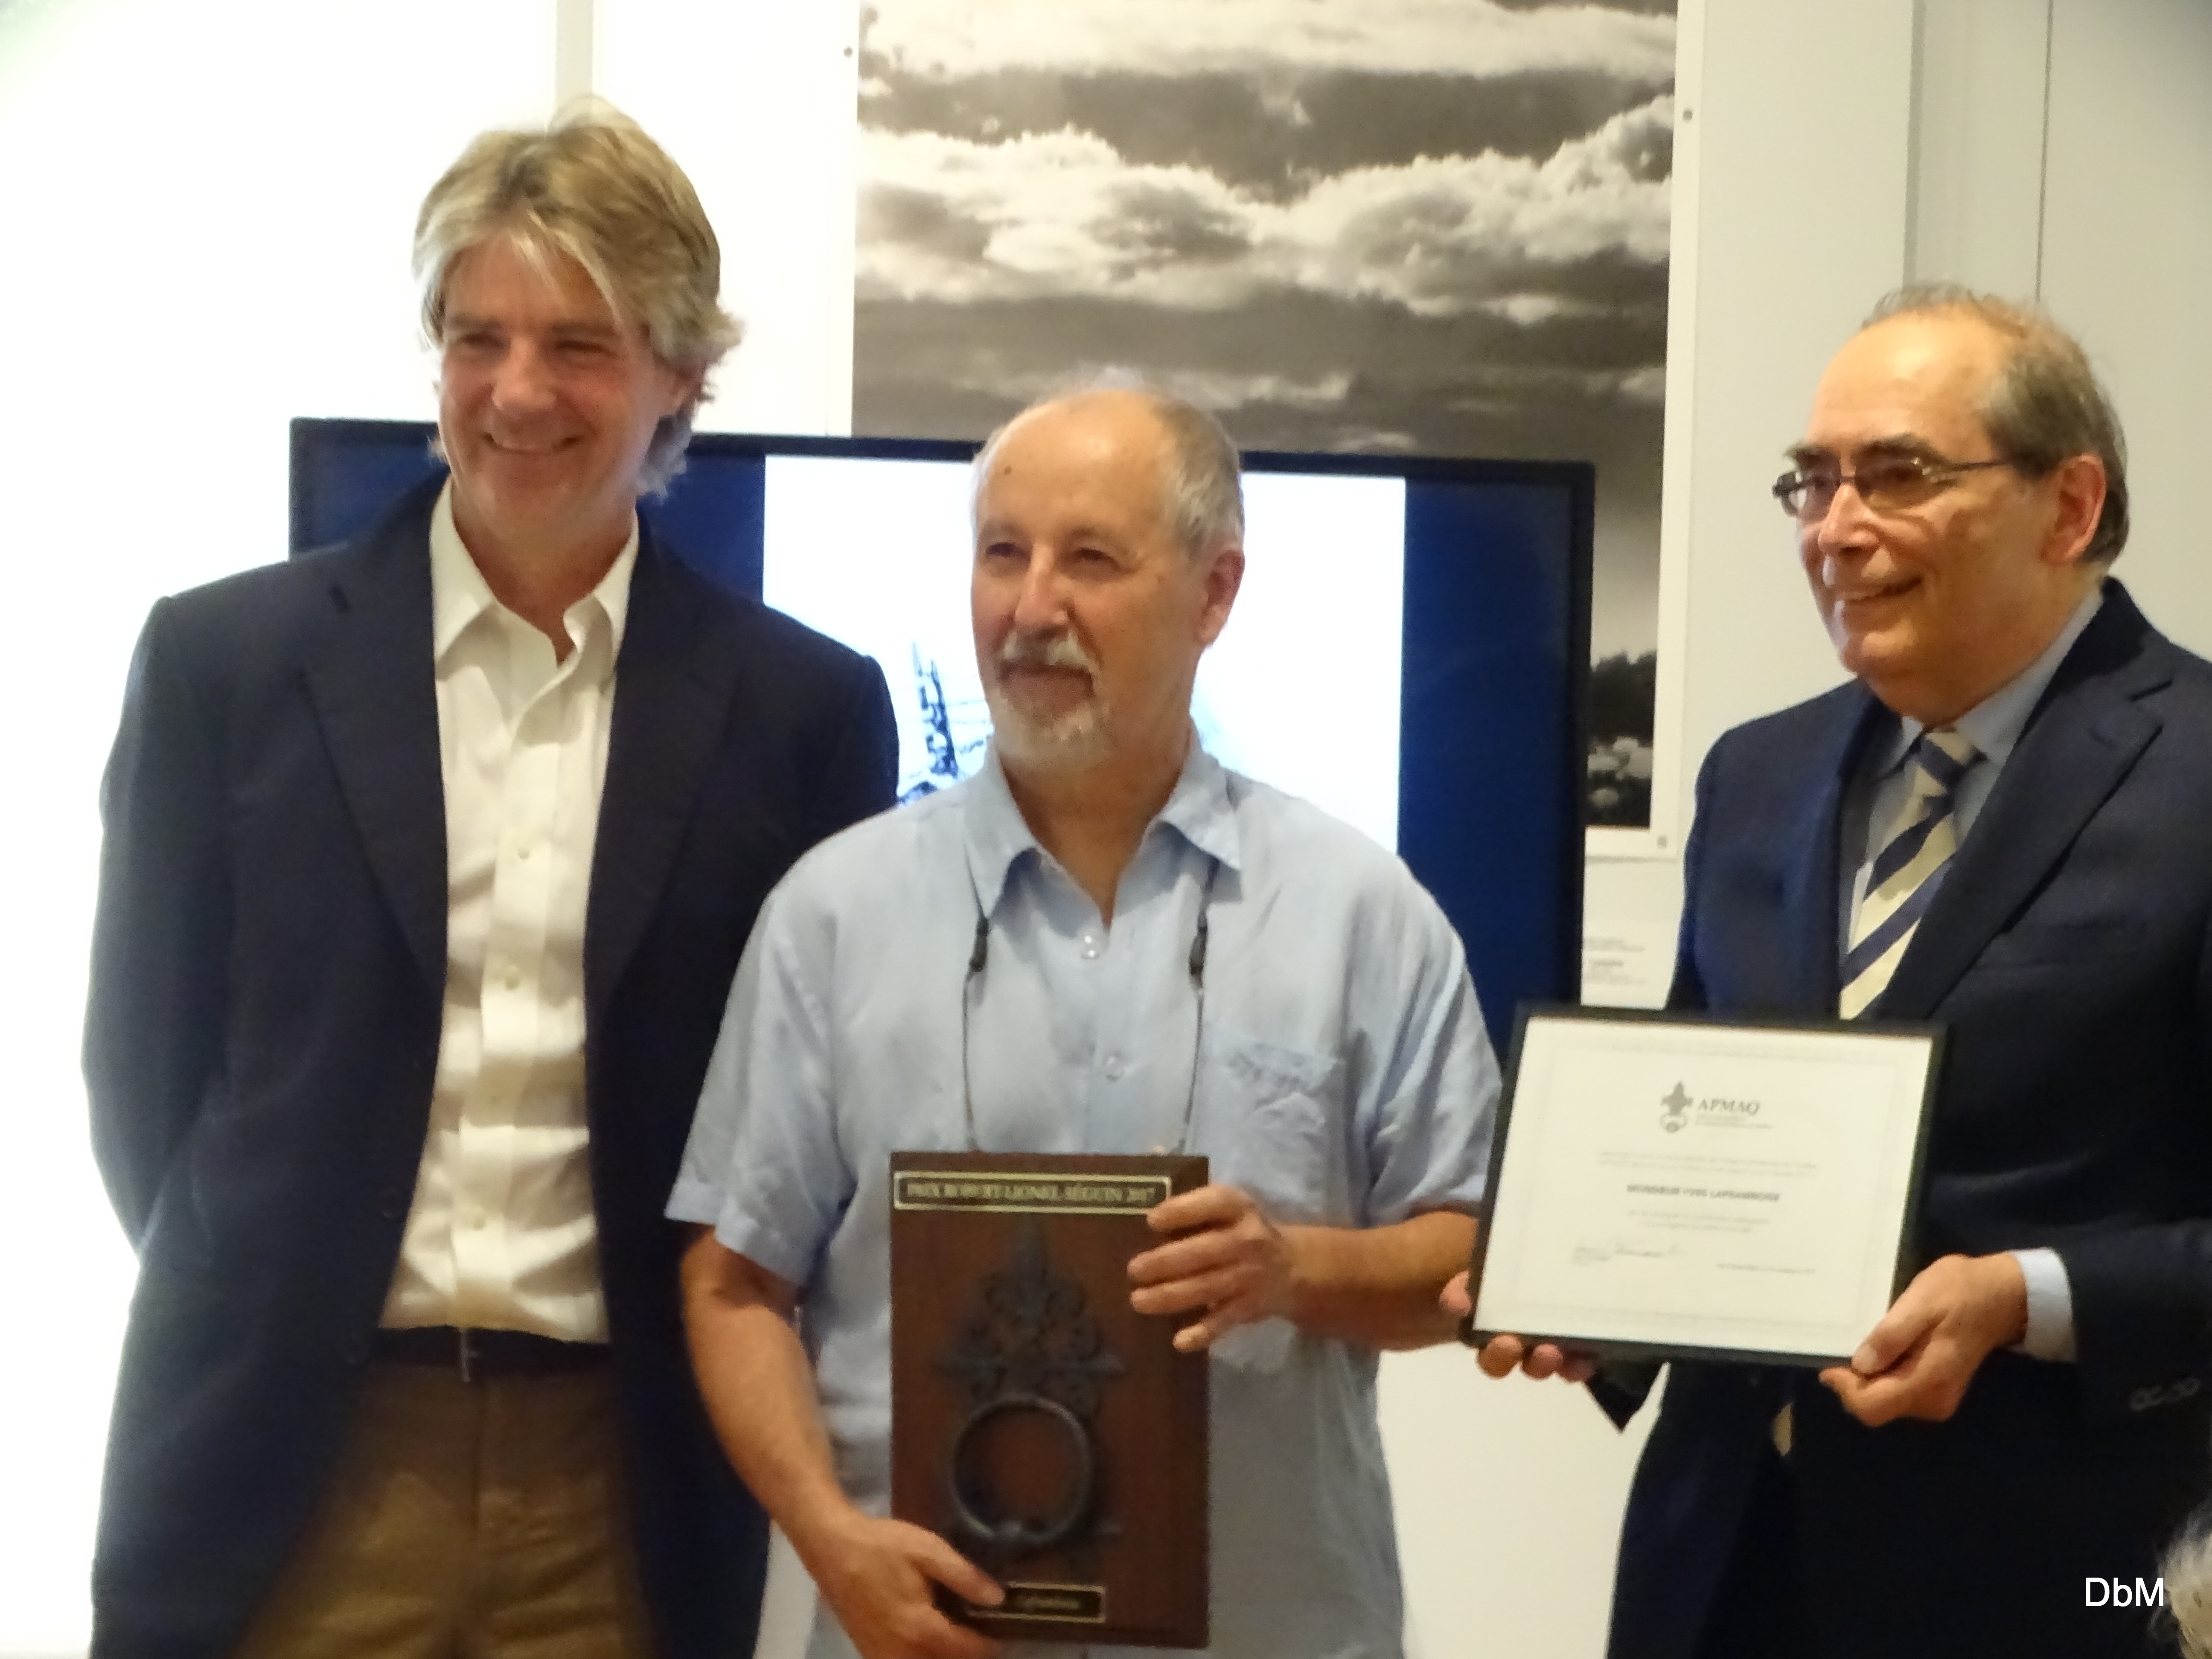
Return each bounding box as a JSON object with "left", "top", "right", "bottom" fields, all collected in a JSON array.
[{"left": 291, "top": 419, "right": 1588, "bottom": 1038}]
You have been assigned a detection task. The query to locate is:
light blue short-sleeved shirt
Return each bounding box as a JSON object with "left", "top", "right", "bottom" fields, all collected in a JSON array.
[{"left": 671, "top": 742, "right": 1500, "bottom": 1659}]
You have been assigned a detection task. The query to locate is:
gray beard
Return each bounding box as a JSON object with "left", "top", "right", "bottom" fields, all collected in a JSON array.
[{"left": 982, "top": 678, "right": 1113, "bottom": 774}]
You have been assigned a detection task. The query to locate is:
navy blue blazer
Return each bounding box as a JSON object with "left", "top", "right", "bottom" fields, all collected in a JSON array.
[
  {"left": 1607, "top": 582, "right": 2212, "bottom": 1659},
  {"left": 83, "top": 480, "right": 897, "bottom": 1659}
]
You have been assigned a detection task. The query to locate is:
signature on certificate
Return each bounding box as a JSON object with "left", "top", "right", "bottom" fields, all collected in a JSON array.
[{"left": 1571, "top": 1235, "right": 1680, "bottom": 1266}]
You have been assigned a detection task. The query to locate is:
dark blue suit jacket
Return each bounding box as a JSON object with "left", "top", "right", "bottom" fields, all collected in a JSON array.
[
  {"left": 1607, "top": 582, "right": 2212, "bottom": 1659},
  {"left": 83, "top": 480, "right": 897, "bottom": 1659}
]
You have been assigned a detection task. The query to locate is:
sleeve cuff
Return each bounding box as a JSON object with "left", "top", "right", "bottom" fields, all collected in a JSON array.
[
  {"left": 2009, "top": 1246, "right": 2078, "bottom": 1363},
  {"left": 664, "top": 1173, "right": 730, "bottom": 1228}
]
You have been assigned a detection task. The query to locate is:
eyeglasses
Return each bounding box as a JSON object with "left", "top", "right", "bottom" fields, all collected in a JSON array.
[{"left": 1772, "top": 453, "right": 2014, "bottom": 521}]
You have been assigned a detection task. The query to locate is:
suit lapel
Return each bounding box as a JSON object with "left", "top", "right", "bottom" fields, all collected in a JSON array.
[
  {"left": 1781, "top": 690, "right": 1890, "bottom": 1014},
  {"left": 303, "top": 483, "right": 448, "bottom": 990},
  {"left": 585, "top": 535, "right": 743, "bottom": 1019},
  {"left": 1879, "top": 584, "right": 2170, "bottom": 1019}
]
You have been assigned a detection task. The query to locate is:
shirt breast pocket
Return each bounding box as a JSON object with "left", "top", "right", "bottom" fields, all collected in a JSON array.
[{"left": 1202, "top": 1030, "right": 1345, "bottom": 1225}]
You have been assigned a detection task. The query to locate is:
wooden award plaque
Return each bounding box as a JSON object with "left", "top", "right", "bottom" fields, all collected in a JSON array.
[{"left": 890, "top": 1151, "right": 1209, "bottom": 1648}]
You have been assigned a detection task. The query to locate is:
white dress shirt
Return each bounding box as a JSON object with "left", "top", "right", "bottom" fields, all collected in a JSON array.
[{"left": 379, "top": 482, "right": 634, "bottom": 1342}]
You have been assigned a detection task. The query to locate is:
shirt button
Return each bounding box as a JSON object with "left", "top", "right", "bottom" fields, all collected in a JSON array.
[
  {"left": 505, "top": 968, "right": 523, "bottom": 990},
  {"left": 1080, "top": 934, "right": 1101, "bottom": 960},
  {"left": 1103, "top": 1054, "right": 1124, "bottom": 1080}
]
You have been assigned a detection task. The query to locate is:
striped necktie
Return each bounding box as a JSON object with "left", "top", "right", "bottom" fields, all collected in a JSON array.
[{"left": 1839, "top": 729, "right": 1982, "bottom": 1019}]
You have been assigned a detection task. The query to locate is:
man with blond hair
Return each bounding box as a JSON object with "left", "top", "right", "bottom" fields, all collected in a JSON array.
[{"left": 84, "top": 108, "right": 895, "bottom": 1658}]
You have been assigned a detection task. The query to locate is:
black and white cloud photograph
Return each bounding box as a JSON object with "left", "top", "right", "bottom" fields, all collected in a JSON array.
[{"left": 852, "top": 0, "right": 1677, "bottom": 826}]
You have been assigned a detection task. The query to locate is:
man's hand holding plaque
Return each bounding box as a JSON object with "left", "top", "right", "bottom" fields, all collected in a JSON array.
[
  {"left": 798, "top": 1508, "right": 1006, "bottom": 1659},
  {"left": 1128, "top": 1184, "right": 1295, "bottom": 1351}
]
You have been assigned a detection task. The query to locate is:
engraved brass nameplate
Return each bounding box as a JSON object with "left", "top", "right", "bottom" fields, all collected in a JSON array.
[
  {"left": 968, "top": 1583, "right": 1108, "bottom": 1624},
  {"left": 894, "top": 1170, "right": 1172, "bottom": 1215}
]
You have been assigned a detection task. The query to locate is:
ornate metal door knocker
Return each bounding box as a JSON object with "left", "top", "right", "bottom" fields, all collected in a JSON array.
[{"left": 936, "top": 1221, "right": 1126, "bottom": 1563}]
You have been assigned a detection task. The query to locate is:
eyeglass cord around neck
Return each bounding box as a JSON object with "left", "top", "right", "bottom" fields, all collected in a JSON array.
[{"left": 958, "top": 862, "right": 1220, "bottom": 1155}]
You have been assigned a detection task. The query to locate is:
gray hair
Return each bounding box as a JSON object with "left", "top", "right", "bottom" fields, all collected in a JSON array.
[
  {"left": 1866, "top": 284, "right": 2130, "bottom": 562},
  {"left": 414, "top": 101, "right": 743, "bottom": 495},
  {"left": 972, "top": 372, "right": 1245, "bottom": 561},
  {"left": 2163, "top": 1510, "right": 2212, "bottom": 1657}
]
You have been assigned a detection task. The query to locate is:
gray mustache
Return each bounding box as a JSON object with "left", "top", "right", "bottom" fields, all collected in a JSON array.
[{"left": 996, "top": 632, "right": 1097, "bottom": 674}]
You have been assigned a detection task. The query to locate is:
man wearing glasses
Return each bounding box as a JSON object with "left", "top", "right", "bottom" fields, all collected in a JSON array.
[{"left": 1480, "top": 288, "right": 2212, "bottom": 1657}]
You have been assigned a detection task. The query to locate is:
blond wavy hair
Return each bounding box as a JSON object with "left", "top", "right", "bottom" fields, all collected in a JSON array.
[{"left": 415, "top": 102, "right": 742, "bottom": 494}]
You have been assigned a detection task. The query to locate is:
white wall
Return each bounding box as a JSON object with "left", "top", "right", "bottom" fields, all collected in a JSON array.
[
  {"left": 593, "top": 0, "right": 863, "bottom": 437},
  {"left": 1907, "top": 0, "right": 2051, "bottom": 294},
  {"left": 2039, "top": 0, "right": 2212, "bottom": 657},
  {"left": 6, "top": 1, "right": 2211, "bottom": 1655}
]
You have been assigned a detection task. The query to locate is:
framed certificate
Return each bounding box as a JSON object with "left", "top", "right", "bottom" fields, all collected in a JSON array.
[{"left": 1464, "top": 1007, "right": 1945, "bottom": 1367}]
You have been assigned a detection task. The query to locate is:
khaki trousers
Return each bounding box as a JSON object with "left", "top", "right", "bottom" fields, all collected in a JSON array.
[{"left": 232, "top": 1361, "right": 656, "bottom": 1659}]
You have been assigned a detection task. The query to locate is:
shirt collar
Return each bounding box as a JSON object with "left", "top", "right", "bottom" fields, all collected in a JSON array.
[
  {"left": 961, "top": 735, "right": 1244, "bottom": 918},
  {"left": 1157, "top": 740, "right": 1243, "bottom": 871},
  {"left": 1873, "top": 582, "right": 2106, "bottom": 777},
  {"left": 428, "top": 478, "right": 640, "bottom": 665}
]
